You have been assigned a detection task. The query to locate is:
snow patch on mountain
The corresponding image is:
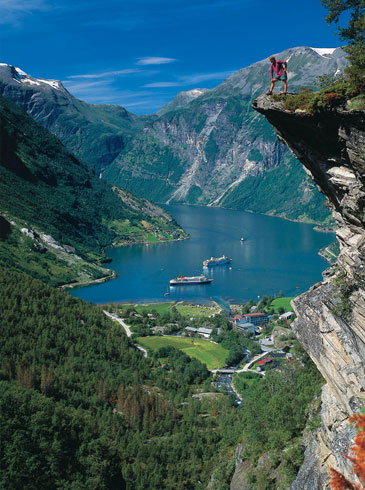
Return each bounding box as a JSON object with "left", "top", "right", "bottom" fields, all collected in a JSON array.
[
  {"left": 22, "top": 79, "right": 41, "bottom": 86},
  {"left": 15, "top": 67, "right": 28, "bottom": 76},
  {"left": 310, "top": 47, "right": 337, "bottom": 57},
  {"left": 38, "top": 79, "right": 63, "bottom": 89},
  {"left": 0, "top": 63, "right": 65, "bottom": 92}
]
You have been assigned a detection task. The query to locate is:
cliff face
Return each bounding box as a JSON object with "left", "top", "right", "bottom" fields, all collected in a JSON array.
[
  {"left": 105, "top": 47, "right": 345, "bottom": 217},
  {"left": 253, "top": 95, "right": 365, "bottom": 487}
]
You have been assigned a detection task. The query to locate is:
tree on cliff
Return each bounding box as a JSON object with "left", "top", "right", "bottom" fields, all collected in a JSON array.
[
  {"left": 321, "top": 0, "right": 365, "bottom": 87},
  {"left": 329, "top": 413, "right": 365, "bottom": 489}
]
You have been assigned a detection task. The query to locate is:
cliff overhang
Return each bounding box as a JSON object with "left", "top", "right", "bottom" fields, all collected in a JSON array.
[{"left": 252, "top": 94, "right": 365, "bottom": 487}]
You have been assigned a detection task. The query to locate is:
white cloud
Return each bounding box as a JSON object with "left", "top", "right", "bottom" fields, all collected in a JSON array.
[
  {"left": 136, "top": 57, "right": 176, "bottom": 65},
  {"left": 0, "top": 0, "right": 51, "bottom": 24},
  {"left": 142, "top": 70, "right": 236, "bottom": 89},
  {"left": 179, "top": 70, "right": 235, "bottom": 84},
  {"left": 67, "top": 68, "right": 142, "bottom": 80},
  {"left": 143, "top": 82, "right": 181, "bottom": 87}
]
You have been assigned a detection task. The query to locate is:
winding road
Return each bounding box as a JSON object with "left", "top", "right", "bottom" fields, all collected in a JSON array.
[{"left": 103, "top": 310, "right": 147, "bottom": 357}]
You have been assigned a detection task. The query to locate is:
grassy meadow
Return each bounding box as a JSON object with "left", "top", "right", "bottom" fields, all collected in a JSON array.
[
  {"left": 270, "top": 297, "right": 294, "bottom": 313},
  {"left": 136, "top": 336, "right": 229, "bottom": 370},
  {"left": 115, "top": 302, "right": 221, "bottom": 318}
]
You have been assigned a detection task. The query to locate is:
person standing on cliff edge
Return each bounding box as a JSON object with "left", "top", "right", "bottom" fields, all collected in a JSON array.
[{"left": 266, "top": 56, "right": 287, "bottom": 95}]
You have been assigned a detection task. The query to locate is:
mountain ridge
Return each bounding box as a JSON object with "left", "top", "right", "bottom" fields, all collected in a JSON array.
[{"left": 0, "top": 47, "right": 347, "bottom": 224}]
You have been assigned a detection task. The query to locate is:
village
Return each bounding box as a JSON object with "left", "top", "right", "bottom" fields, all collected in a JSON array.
[{"left": 103, "top": 295, "right": 298, "bottom": 375}]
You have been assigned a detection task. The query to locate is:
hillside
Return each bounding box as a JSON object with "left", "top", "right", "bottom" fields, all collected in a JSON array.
[
  {"left": 104, "top": 47, "right": 345, "bottom": 223},
  {"left": 0, "top": 63, "right": 143, "bottom": 173},
  {"left": 0, "top": 48, "right": 348, "bottom": 224},
  {"left": 0, "top": 269, "right": 244, "bottom": 489},
  {"left": 0, "top": 96, "right": 187, "bottom": 286}
]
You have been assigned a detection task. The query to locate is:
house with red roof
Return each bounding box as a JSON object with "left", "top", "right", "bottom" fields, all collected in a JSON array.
[{"left": 257, "top": 357, "right": 273, "bottom": 366}]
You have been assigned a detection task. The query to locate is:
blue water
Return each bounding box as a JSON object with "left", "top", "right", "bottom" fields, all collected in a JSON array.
[{"left": 70, "top": 204, "right": 334, "bottom": 305}]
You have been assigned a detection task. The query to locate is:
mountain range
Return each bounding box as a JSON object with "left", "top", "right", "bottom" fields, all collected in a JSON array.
[
  {"left": 0, "top": 47, "right": 347, "bottom": 224},
  {"left": 0, "top": 95, "right": 186, "bottom": 286}
]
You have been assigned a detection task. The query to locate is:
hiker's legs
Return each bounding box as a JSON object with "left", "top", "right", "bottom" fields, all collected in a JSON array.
[
  {"left": 267, "top": 79, "right": 277, "bottom": 94},
  {"left": 283, "top": 79, "right": 287, "bottom": 93}
]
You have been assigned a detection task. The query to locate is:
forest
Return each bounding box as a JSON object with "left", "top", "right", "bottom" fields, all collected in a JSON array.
[
  {"left": 0, "top": 269, "right": 325, "bottom": 489},
  {"left": 0, "top": 269, "right": 243, "bottom": 489}
]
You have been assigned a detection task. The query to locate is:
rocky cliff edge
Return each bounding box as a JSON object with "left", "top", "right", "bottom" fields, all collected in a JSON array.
[{"left": 252, "top": 94, "right": 365, "bottom": 488}]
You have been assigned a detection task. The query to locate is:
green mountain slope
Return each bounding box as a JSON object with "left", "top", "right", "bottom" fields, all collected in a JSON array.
[
  {"left": 0, "top": 64, "right": 143, "bottom": 173},
  {"left": 104, "top": 47, "right": 345, "bottom": 222},
  {"left": 0, "top": 269, "right": 241, "bottom": 489},
  {"left": 0, "top": 96, "right": 187, "bottom": 286},
  {"left": 219, "top": 152, "right": 331, "bottom": 223}
]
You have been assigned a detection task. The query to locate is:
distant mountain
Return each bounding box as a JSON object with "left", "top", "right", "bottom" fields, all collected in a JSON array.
[
  {"left": 156, "top": 88, "right": 209, "bottom": 116},
  {"left": 0, "top": 95, "right": 186, "bottom": 286},
  {"left": 0, "top": 47, "right": 348, "bottom": 223},
  {"left": 0, "top": 63, "right": 142, "bottom": 173},
  {"left": 103, "top": 46, "right": 346, "bottom": 222}
]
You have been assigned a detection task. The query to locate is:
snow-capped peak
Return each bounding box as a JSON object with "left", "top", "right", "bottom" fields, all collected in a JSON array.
[
  {"left": 0, "top": 63, "right": 65, "bottom": 91},
  {"left": 188, "top": 89, "right": 207, "bottom": 96},
  {"left": 310, "top": 47, "right": 337, "bottom": 57}
]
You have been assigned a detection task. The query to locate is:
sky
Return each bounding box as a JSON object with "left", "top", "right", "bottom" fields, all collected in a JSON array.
[{"left": 0, "top": 0, "right": 342, "bottom": 114}]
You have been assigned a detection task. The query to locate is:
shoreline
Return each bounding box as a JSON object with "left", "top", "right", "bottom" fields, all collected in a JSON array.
[
  {"left": 59, "top": 270, "right": 118, "bottom": 290},
  {"left": 175, "top": 201, "right": 335, "bottom": 233},
  {"left": 60, "top": 234, "right": 189, "bottom": 290},
  {"left": 106, "top": 234, "right": 189, "bottom": 250}
]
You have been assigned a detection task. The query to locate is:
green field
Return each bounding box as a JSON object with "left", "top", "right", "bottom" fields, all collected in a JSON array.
[
  {"left": 136, "top": 336, "right": 229, "bottom": 370},
  {"left": 115, "top": 302, "right": 221, "bottom": 318},
  {"left": 270, "top": 297, "right": 294, "bottom": 313},
  {"left": 117, "top": 302, "right": 174, "bottom": 315},
  {"left": 175, "top": 303, "right": 221, "bottom": 318}
]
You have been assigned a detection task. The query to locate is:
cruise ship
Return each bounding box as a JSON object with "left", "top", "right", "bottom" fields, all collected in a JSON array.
[
  {"left": 169, "top": 274, "right": 213, "bottom": 285},
  {"left": 202, "top": 255, "right": 232, "bottom": 267}
]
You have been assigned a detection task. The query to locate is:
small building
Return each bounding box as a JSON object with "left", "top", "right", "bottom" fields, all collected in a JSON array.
[
  {"left": 197, "top": 327, "right": 212, "bottom": 339},
  {"left": 257, "top": 357, "right": 273, "bottom": 366},
  {"left": 234, "top": 321, "right": 256, "bottom": 335},
  {"left": 271, "top": 350, "right": 286, "bottom": 358},
  {"left": 184, "top": 326, "right": 212, "bottom": 339},
  {"left": 243, "top": 312, "right": 269, "bottom": 326},
  {"left": 231, "top": 314, "right": 243, "bottom": 322},
  {"left": 151, "top": 326, "right": 167, "bottom": 333},
  {"left": 279, "top": 311, "right": 294, "bottom": 320}
]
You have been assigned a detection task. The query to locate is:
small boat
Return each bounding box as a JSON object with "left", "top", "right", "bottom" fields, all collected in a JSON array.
[
  {"left": 203, "top": 255, "right": 232, "bottom": 268},
  {"left": 240, "top": 237, "right": 245, "bottom": 242},
  {"left": 169, "top": 274, "right": 213, "bottom": 286}
]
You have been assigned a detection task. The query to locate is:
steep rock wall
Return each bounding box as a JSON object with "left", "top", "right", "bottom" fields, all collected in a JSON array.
[{"left": 252, "top": 95, "right": 364, "bottom": 488}]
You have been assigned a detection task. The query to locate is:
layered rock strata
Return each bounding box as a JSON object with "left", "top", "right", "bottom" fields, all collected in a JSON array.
[{"left": 252, "top": 95, "right": 365, "bottom": 488}]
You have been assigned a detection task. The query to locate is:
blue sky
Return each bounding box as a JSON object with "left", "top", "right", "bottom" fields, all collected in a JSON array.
[{"left": 0, "top": 0, "right": 341, "bottom": 114}]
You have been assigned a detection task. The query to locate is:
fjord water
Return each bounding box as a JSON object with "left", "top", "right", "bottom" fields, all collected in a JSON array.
[{"left": 70, "top": 204, "right": 334, "bottom": 305}]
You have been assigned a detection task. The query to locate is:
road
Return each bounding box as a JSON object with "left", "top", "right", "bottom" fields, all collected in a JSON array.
[
  {"left": 211, "top": 352, "right": 268, "bottom": 375},
  {"left": 103, "top": 310, "right": 147, "bottom": 357}
]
